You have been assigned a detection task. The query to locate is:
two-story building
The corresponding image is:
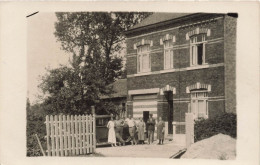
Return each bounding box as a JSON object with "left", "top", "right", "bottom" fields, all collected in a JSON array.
[{"left": 124, "top": 13, "right": 237, "bottom": 142}]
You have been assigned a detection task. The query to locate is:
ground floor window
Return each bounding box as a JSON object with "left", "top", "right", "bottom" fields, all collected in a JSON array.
[{"left": 190, "top": 91, "right": 208, "bottom": 119}]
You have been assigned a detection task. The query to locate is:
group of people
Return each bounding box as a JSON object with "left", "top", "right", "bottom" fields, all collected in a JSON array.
[{"left": 106, "top": 114, "right": 165, "bottom": 147}]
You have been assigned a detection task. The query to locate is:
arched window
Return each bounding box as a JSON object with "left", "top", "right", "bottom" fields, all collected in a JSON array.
[
  {"left": 186, "top": 27, "right": 210, "bottom": 66},
  {"left": 190, "top": 90, "right": 208, "bottom": 119},
  {"left": 164, "top": 40, "right": 174, "bottom": 69},
  {"left": 160, "top": 34, "right": 175, "bottom": 70},
  {"left": 137, "top": 44, "right": 151, "bottom": 73},
  {"left": 186, "top": 82, "right": 211, "bottom": 119},
  {"left": 134, "top": 39, "right": 153, "bottom": 73},
  {"left": 190, "top": 34, "right": 206, "bottom": 66}
]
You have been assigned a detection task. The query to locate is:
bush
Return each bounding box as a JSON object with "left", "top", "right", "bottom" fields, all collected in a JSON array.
[
  {"left": 27, "top": 103, "right": 47, "bottom": 156},
  {"left": 194, "top": 113, "right": 236, "bottom": 142}
]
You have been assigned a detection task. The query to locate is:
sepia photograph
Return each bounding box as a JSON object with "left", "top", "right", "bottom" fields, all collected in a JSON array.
[{"left": 26, "top": 11, "right": 238, "bottom": 159}]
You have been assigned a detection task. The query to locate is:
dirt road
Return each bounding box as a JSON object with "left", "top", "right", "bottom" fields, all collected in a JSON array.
[{"left": 95, "top": 140, "right": 185, "bottom": 158}]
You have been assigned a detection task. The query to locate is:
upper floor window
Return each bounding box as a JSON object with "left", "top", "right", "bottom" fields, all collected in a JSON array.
[
  {"left": 137, "top": 44, "right": 151, "bottom": 73},
  {"left": 190, "top": 34, "right": 207, "bottom": 66},
  {"left": 190, "top": 90, "right": 208, "bottom": 119},
  {"left": 164, "top": 40, "right": 174, "bottom": 69}
]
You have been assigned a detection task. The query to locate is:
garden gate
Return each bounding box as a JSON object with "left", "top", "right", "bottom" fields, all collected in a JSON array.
[
  {"left": 45, "top": 114, "right": 96, "bottom": 156},
  {"left": 185, "top": 113, "right": 194, "bottom": 148}
]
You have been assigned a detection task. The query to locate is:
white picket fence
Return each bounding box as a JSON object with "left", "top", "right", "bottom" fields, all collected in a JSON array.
[{"left": 45, "top": 114, "right": 96, "bottom": 156}]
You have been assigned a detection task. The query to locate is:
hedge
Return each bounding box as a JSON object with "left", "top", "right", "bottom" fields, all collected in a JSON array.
[{"left": 194, "top": 113, "right": 237, "bottom": 142}]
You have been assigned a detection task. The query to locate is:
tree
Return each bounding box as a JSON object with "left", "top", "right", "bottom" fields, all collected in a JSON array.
[
  {"left": 54, "top": 12, "right": 151, "bottom": 84},
  {"left": 39, "top": 12, "right": 152, "bottom": 115}
]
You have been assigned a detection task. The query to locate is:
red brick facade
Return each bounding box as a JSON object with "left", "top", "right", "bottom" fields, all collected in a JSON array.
[{"left": 125, "top": 13, "right": 236, "bottom": 134}]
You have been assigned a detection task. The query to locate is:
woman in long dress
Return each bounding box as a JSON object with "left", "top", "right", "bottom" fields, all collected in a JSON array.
[
  {"left": 157, "top": 117, "right": 165, "bottom": 145},
  {"left": 107, "top": 117, "right": 117, "bottom": 147},
  {"left": 137, "top": 118, "right": 145, "bottom": 144}
]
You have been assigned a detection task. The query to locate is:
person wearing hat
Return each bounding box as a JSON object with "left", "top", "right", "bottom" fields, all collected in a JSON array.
[{"left": 147, "top": 114, "right": 156, "bottom": 144}]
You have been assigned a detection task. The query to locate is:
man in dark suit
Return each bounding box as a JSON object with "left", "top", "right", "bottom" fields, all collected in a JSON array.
[{"left": 147, "top": 114, "right": 155, "bottom": 144}]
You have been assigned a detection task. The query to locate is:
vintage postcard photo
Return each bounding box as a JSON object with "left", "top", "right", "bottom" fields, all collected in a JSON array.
[
  {"left": 27, "top": 11, "right": 237, "bottom": 159},
  {"left": 0, "top": 2, "right": 259, "bottom": 165}
]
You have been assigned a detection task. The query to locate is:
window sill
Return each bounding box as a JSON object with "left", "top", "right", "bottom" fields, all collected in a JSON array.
[
  {"left": 128, "top": 63, "right": 224, "bottom": 78},
  {"left": 190, "top": 63, "right": 208, "bottom": 68},
  {"left": 163, "top": 67, "right": 174, "bottom": 70}
]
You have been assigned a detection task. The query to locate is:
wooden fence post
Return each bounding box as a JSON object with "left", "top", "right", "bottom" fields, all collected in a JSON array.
[
  {"left": 82, "top": 115, "right": 87, "bottom": 154},
  {"left": 75, "top": 115, "right": 79, "bottom": 155},
  {"left": 54, "top": 115, "right": 59, "bottom": 156},
  {"left": 89, "top": 115, "right": 93, "bottom": 153},
  {"left": 86, "top": 115, "right": 90, "bottom": 153},
  {"left": 45, "top": 115, "right": 51, "bottom": 156},
  {"left": 78, "top": 115, "right": 83, "bottom": 155},
  {"left": 50, "top": 115, "right": 55, "bottom": 156},
  {"left": 67, "top": 115, "right": 71, "bottom": 156},
  {"left": 59, "top": 115, "right": 64, "bottom": 156},
  {"left": 63, "top": 115, "right": 68, "bottom": 156},
  {"left": 71, "top": 115, "right": 75, "bottom": 156}
]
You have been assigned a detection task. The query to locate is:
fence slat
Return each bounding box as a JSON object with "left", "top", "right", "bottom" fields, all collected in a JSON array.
[
  {"left": 71, "top": 115, "right": 75, "bottom": 156},
  {"left": 46, "top": 115, "right": 51, "bottom": 156},
  {"left": 63, "top": 115, "right": 68, "bottom": 156},
  {"left": 50, "top": 115, "right": 55, "bottom": 156},
  {"left": 86, "top": 115, "right": 90, "bottom": 153},
  {"left": 59, "top": 115, "right": 64, "bottom": 156},
  {"left": 82, "top": 116, "right": 86, "bottom": 154},
  {"left": 78, "top": 115, "right": 83, "bottom": 155},
  {"left": 89, "top": 115, "right": 93, "bottom": 153},
  {"left": 67, "top": 115, "right": 71, "bottom": 156},
  {"left": 93, "top": 114, "right": 96, "bottom": 153},
  {"left": 54, "top": 115, "right": 59, "bottom": 156},
  {"left": 75, "top": 115, "right": 79, "bottom": 155}
]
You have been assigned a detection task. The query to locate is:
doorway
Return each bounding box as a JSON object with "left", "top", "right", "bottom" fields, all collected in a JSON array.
[
  {"left": 168, "top": 100, "right": 173, "bottom": 134},
  {"left": 166, "top": 91, "right": 173, "bottom": 134},
  {"left": 143, "top": 111, "right": 149, "bottom": 138}
]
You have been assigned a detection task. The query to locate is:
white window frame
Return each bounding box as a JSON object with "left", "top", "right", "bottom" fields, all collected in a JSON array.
[
  {"left": 189, "top": 90, "right": 209, "bottom": 119},
  {"left": 190, "top": 34, "right": 207, "bottom": 66},
  {"left": 137, "top": 44, "right": 151, "bottom": 73},
  {"left": 164, "top": 40, "right": 174, "bottom": 70}
]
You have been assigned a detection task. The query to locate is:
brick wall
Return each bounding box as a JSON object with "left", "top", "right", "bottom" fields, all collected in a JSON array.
[
  {"left": 128, "top": 67, "right": 225, "bottom": 97},
  {"left": 125, "top": 14, "right": 236, "bottom": 127},
  {"left": 224, "top": 15, "right": 237, "bottom": 114},
  {"left": 126, "top": 15, "right": 225, "bottom": 75}
]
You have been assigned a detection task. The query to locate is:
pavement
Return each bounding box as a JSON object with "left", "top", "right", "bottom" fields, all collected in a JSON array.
[{"left": 94, "top": 140, "right": 185, "bottom": 158}]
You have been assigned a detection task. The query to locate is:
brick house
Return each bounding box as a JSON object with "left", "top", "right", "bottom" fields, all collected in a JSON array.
[{"left": 124, "top": 13, "right": 237, "bottom": 142}]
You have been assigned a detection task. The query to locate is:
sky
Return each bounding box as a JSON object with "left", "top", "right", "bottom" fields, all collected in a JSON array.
[
  {"left": 27, "top": 12, "right": 126, "bottom": 104},
  {"left": 27, "top": 12, "right": 70, "bottom": 104}
]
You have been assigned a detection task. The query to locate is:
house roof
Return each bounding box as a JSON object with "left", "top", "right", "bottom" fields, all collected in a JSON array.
[
  {"left": 100, "top": 79, "right": 127, "bottom": 99},
  {"left": 130, "top": 12, "right": 192, "bottom": 30}
]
